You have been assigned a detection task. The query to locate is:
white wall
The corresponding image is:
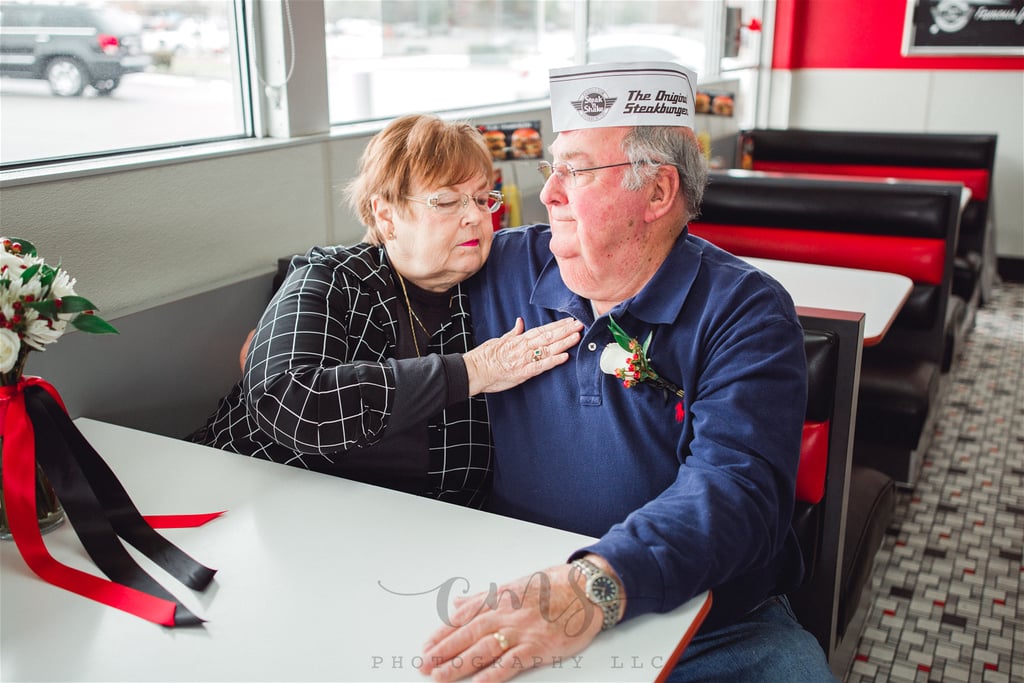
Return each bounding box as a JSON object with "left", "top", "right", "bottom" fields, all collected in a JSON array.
[
  {"left": 779, "top": 68, "right": 1024, "bottom": 258},
  {"left": 1, "top": 144, "right": 327, "bottom": 318},
  {"left": 0, "top": 103, "right": 554, "bottom": 322}
]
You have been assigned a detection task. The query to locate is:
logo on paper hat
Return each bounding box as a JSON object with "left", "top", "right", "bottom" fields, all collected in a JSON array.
[
  {"left": 571, "top": 88, "right": 619, "bottom": 123},
  {"left": 550, "top": 61, "right": 698, "bottom": 132}
]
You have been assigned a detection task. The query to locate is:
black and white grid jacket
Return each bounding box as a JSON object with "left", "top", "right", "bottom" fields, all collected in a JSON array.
[{"left": 191, "top": 243, "right": 492, "bottom": 508}]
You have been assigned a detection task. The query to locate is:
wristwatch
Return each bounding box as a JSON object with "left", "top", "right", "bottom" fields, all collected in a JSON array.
[{"left": 571, "top": 557, "right": 622, "bottom": 631}]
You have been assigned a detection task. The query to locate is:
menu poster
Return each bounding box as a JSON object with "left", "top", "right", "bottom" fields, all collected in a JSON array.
[
  {"left": 694, "top": 89, "right": 735, "bottom": 117},
  {"left": 903, "top": 0, "right": 1024, "bottom": 55},
  {"left": 477, "top": 121, "right": 543, "bottom": 161}
]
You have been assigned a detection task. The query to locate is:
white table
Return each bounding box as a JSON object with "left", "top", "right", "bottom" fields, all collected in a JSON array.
[
  {"left": 1, "top": 419, "right": 710, "bottom": 683},
  {"left": 742, "top": 257, "right": 913, "bottom": 346}
]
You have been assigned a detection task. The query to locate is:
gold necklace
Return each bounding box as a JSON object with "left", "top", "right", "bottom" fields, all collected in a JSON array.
[{"left": 394, "top": 269, "right": 430, "bottom": 357}]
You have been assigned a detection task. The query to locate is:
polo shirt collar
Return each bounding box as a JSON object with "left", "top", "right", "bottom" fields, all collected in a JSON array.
[{"left": 530, "top": 228, "right": 701, "bottom": 326}]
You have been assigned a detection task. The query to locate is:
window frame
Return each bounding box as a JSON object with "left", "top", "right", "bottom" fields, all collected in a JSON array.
[{"left": 1, "top": 0, "right": 766, "bottom": 187}]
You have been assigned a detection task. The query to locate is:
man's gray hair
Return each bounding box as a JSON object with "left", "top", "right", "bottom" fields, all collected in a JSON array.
[{"left": 620, "top": 126, "right": 708, "bottom": 222}]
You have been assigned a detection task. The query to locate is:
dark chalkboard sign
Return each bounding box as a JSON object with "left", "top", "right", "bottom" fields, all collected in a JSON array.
[{"left": 903, "top": 0, "right": 1024, "bottom": 55}]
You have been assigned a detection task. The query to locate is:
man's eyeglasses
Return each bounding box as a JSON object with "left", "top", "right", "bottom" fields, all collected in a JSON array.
[
  {"left": 406, "top": 191, "right": 504, "bottom": 215},
  {"left": 537, "top": 160, "right": 641, "bottom": 188}
]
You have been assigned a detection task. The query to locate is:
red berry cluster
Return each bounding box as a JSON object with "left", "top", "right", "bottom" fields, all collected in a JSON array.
[{"left": 613, "top": 340, "right": 649, "bottom": 388}]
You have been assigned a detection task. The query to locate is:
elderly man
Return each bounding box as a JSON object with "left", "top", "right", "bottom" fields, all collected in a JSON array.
[{"left": 421, "top": 62, "right": 835, "bottom": 682}]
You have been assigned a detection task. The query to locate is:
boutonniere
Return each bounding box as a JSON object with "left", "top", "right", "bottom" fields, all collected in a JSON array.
[{"left": 600, "top": 316, "right": 684, "bottom": 399}]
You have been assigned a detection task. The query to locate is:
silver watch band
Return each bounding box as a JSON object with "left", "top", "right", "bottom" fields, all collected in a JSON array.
[{"left": 571, "top": 558, "right": 622, "bottom": 631}]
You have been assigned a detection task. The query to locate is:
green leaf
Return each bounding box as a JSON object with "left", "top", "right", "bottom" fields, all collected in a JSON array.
[
  {"left": 38, "top": 265, "right": 57, "bottom": 288},
  {"left": 56, "top": 295, "right": 99, "bottom": 313},
  {"left": 71, "top": 313, "right": 119, "bottom": 335},
  {"left": 607, "top": 316, "right": 633, "bottom": 351},
  {"left": 20, "top": 263, "right": 41, "bottom": 284},
  {"left": 24, "top": 300, "right": 59, "bottom": 317},
  {"left": 642, "top": 331, "right": 653, "bottom": 354}
]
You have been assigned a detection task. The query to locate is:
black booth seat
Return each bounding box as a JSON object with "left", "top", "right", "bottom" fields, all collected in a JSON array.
[
  {"left": 837, "top": 465, "right": 895, "bottom": 645},
  {"left": 694, "top": 170, "right": 963, "bottom": 487},
  {"left": 857, "top": 350, "right": 941, "bottom": 448},
  {"left": 788, "top": 310, "right": 895, "bottom": 679},
  {"left": 739, "top": 127, "right": 998, "bottom": 308}
]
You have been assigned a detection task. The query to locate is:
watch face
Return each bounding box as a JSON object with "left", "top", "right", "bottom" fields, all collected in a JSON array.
[{"left": 589, "top": 575, "right": 618, "bottom": 603}]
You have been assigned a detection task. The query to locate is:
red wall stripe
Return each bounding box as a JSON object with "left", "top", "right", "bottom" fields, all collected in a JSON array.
[{"left": 773, "top": 0, "right": 1024, "bottom": 71}]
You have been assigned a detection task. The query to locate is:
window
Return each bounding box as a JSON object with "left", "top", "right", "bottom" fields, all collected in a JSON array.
[
  {"left": 588, "top": 1, "right": 708, "bottom": 75},
  {"left": 323, "top": 0, "right": 576, "bottom": 123},
  {"left": 0, "top": 0, "right": 249, "bottom": 166},
  {"left": 1, "top": 0, "right": 766, "bottom": 168},
  {"left": 324, "top": 1, "right": 763, "bottom": 128}
]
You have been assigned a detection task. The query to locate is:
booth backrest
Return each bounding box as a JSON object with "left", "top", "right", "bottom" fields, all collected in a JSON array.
[
  {"left": 691, "top": 170, "right": 962, "bottom": 366},
  {"left": 29, "top": 272, "right": 275, "bottom": 438},
  {"left": 738, "top": 128, "right": 996, "bottom": 252},
  {"left": 797, "top": 330, "right": 839, "bottom": 505}
]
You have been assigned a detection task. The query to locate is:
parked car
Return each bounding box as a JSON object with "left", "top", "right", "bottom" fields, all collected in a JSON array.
[{"left": 0, "top": 2, "right": 150, "bottom": 96}]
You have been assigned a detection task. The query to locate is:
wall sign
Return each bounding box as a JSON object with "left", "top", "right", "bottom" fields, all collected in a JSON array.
[
  {"left": 903, "top": 0, "right": 1024, "bottom": 55},
  {"left": 477, "top": 121, "right": 543, "bottom": 161}
]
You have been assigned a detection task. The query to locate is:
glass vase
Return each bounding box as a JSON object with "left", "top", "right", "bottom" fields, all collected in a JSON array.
[{"left": 0, "top": 441, "right": 65, "bottom": 540}]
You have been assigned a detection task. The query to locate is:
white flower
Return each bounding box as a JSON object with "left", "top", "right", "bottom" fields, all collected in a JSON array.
[
  {"left": 3, "top": 267, "right": 44, "bottom": 303},
  {"left": 0, "top": 237, "right": 116, "bottom": 383},
  {"left": 0, "top": 249, "right": 33, "bottom": 277},
  {"left": 599, "top": 342, "right": 633, "bottom": 376},
  {"left": 0, "top": 327, "right": 20, "bottom": 373},
  {"left": 23, "top": 315, "right": 67, "bottom": 351},
  {"left": 50, "top": 268, "right": 77, "bottom": 299}
]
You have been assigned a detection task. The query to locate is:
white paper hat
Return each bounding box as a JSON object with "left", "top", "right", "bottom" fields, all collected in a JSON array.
[{"left": 549, "top": 61, "right": 698, "bottom": 132}]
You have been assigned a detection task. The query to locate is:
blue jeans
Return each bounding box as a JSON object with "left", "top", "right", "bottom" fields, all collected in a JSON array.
[{"left": 667, "top": 595, "right": 838, "bottom": 682}]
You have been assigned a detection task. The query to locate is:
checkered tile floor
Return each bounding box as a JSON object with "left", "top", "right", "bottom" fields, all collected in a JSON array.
[{"left": 844, "top": 281, "right": 1024, "bottom": 682}]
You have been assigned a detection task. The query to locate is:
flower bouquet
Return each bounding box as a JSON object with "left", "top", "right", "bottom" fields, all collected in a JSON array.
[
  {"left": 0, "top": 237, "right": 218, "bottom": 627},
  {"left": 0, "top": 237, "right": 117, "bottom": 376},
  {"left": 0, "top": 237, "right": 117, "bottom": 537}
]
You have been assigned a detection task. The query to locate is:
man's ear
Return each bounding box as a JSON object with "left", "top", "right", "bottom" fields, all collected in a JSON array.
[{"left": 645, "top": 164, "right": 680, "bottom": 222}]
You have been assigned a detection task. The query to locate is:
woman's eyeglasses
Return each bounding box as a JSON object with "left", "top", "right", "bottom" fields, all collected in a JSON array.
[
  {"left": 537, "top": 160, "right": 641, "bottom": 189},
  {"left": 406, "top": 191, "right": 504, "bottom": 215}
]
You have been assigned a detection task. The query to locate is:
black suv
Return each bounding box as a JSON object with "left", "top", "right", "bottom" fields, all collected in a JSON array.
[{"left": 0, "top": 2, "right": 150, "bottom": 96}]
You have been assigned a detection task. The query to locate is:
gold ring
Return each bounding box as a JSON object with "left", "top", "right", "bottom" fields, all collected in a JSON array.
[
  {"left": 492, "top": 631, "right": 510, "bottom": 651},
  {"left": 532, "top": 348, "right": 543, "bottom": 361}
]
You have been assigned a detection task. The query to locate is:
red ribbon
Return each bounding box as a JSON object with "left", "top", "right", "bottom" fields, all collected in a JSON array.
[
  {"left": 1, "top": 377, "right": 221, "bottom": 626},
  {"left": 144, "top": 511, "right": 225, "bottom": 528}
]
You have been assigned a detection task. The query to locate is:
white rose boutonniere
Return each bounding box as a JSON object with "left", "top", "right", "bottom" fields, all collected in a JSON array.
[
  {"left": 601, "top": 316, "right": 684, "bottom": 399},
  {"left": 599, "top": 341, "right": 634, "bottom": 377}
]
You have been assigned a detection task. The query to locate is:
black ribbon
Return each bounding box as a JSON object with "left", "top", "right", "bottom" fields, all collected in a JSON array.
[{"left": 24, "top": 384, "right": 215, "bottom": 626}]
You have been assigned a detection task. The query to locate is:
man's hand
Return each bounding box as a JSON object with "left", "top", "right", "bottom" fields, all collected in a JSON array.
[{"left": 419, "top": 562, "right": 611, "bottom": 682}]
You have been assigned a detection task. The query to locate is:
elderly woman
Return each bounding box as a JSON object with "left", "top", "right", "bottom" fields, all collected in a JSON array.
[{"left": 192, "top": 114, "right": 581, "bottom": 507}]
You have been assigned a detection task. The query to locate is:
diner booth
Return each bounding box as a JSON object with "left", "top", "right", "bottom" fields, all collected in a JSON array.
[{"left": 2, "top": 1, "right": 1021, "bottom": 682}]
